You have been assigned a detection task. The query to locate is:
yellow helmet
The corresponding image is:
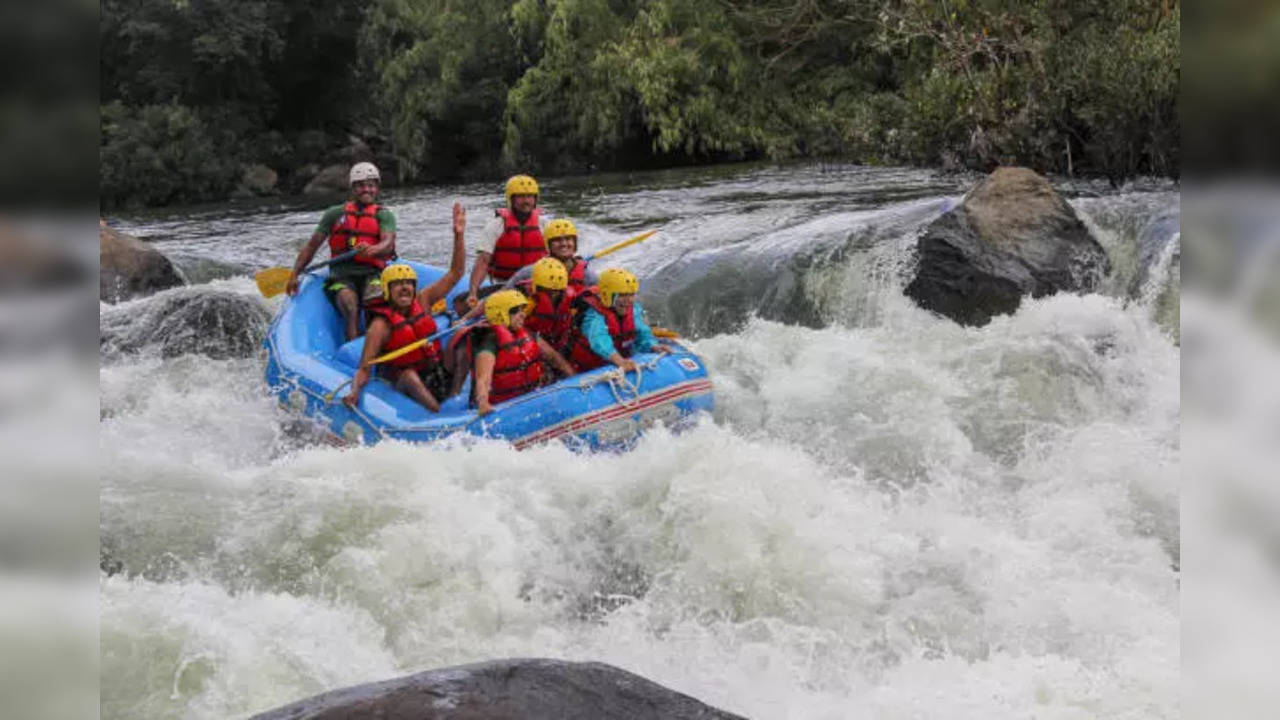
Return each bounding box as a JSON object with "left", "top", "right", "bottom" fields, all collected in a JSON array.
[
  {"left": 504, "top": 174, "right": 539, "bottom": 206},
  {"left": 485, "top": 289, "right": 532, "bottom": 327},
  {"left": 598, "top": 268, "right": 639, "bottom": 308},
  {"left": 543, "top": 218, "right": 578, "bottom": 251},
  {"left": 530, "top": 257, "right": 569, "bottom": 291},
  {"left": 379, "top": 263, "right": 417, "bottom": 300}
]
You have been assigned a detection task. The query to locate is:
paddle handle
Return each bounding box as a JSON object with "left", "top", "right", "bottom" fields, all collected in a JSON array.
[{"left": 302, "top": 249, "right": 358, "bottom": 274}]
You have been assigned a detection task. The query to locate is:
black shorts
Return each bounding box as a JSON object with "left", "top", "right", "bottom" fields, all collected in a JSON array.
[
  {"left": 324, "top": 263, "right": 382, "bottom": 305},
  {"left": 381, "top": 361, "right": 454, "bottom": 401}
]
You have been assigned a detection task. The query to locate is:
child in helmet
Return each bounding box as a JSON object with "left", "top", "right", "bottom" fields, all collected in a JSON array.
[
  {"left": 341, "top": 204, "right": 467, "bottom": 411},
  {"left": 565, "top": 268, "right": 669, "bottom": 373},
  {"left": 468, "top": 289, "right": 576, "bottom": 416}
]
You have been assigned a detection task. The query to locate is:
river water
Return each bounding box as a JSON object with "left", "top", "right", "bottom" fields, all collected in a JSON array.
[{"left": 100, "top": 163, "right": 1180, "bottom": 719}]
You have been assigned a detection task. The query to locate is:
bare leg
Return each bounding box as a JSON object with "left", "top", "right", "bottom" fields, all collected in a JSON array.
[
  {"left": 393, "top": 369, "right": 441, "bottom": 412},
  {"left": 334, "top": 287, "right": 362, "bottom": 341}
]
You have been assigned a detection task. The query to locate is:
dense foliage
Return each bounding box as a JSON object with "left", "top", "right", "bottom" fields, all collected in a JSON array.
[{"left": 101, "top": 0, "right": 1179, "bottom": 208}]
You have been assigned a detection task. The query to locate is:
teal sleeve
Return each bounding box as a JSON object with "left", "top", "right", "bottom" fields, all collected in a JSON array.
[
  {"left": 582, "top": 309, "right": 618, "bottom": 360},
  {"left": 631, "top": 301, "right": 657, "bottom": 353}
]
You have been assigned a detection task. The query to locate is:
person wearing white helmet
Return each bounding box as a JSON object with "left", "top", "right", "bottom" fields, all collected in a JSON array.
[{"left": 286, "top": 161, "right": 399, "bottom": 341}]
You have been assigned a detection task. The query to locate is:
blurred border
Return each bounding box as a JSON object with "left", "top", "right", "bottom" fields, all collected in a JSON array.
[
  {"left": 0, "top": 0, "right": 100, "bottom": 717},
  {"left": 1183, "top": 1, "right": 1280, "bottom": 718}
]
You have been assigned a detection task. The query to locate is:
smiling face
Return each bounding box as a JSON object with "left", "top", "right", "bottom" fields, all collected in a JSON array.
[
  {"left": 510, "top": 194, "right": 537, "bottom": 215},
  {"left": 548, "top": 234, "right": 577, "bottom": 261},
  {"left": 387, "top": 278, "right": 416, "bottom": 311},
  {"left": 351, "top": 179, "right": 379, "bottom": 205}
]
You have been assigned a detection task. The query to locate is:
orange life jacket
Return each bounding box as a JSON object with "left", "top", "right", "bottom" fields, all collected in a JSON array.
[
  {"left": 469, "top": 324, "right": 543, "bottom": 404},
  {"left": 518, "top": 283, "right": 579, "bottom": 353},
  {"left": 366, "top": 298, "right": 440, "bottom": 370},
  {"left": 566, "top": 257, "right": 588, "bottom": 287},
  {"left": 490, "top": 207, "right": 546, "bottom": 281},
  {"left": 566, "top": 290, "right": 637, "bottom": 372},
  {"left": 328, "top": 202, "right": 391, "bottom": 269}
]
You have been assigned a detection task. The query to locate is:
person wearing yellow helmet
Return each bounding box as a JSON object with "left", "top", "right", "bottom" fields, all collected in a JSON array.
[
  {"left": 508, "top": 257, "right": 579, "bottom": 376},
  {"left": 286, "top": 162, "right": 399, "bottom": 341},
  {"left": 564, "top": 268, "right": 670, "bottom": 373},
  {"left": 340, "top": 203, "right": 468, "bottom": 412},
  {"left": 501, "top": 217, "right": 598, "bottom": 290},
  {"left": 463, "top": 289, "right": 575, "bottom": 416},
  {"left": 466, "top": 174, "right": 548, "bottom": 307}
]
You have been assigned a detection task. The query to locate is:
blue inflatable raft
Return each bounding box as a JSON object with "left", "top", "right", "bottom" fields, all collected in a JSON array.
[{"left": 263, "top": 261, "right": 714, "bottom": 450}]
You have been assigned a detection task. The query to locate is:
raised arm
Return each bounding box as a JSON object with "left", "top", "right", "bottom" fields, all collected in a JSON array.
[{"left": 420, "top": 202, "right": 468, "bottom": 308}]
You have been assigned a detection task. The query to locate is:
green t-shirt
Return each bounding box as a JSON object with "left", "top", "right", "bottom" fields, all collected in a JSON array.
[{"left": 315, "top": 203, "right": 397, "bottom": 236}]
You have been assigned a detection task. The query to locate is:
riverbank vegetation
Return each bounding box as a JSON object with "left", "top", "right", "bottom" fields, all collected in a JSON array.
[{"left": 101, "top": 0, "right": 1179, "bottom": 208}]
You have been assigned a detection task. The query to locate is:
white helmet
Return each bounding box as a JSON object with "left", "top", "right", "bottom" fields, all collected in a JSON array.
[{"left": 349, "top": 162, "right": 381, "bottom": 185}]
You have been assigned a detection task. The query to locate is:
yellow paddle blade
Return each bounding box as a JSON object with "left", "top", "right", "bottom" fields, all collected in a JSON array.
[
  {"left": 430, "top": 298, "right": 447, "bottom": 315},
  {"left": 652, "top": 327, "right": 680, "bottom": 339},
  {"left": 254, "top": 267, "right": 294, "bottom": 298}
]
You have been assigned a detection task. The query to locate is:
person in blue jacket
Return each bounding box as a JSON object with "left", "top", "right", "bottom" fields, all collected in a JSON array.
[{"left": 565, "top": 268, "right": 670, "bottom": 373}]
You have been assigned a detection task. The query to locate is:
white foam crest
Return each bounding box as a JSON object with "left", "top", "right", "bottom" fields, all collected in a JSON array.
[
  {"left": 100, "top": 575, "right": 397, "bottom": 718},
  {"left": 107, "top": 403, "right": 1175, "bottom": 718}
]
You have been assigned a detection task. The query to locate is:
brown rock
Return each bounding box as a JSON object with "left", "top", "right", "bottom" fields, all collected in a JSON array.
[
  {"left": 904, "top": 167, "right": 1111, "bottom": 326},
  {"left": 303, "top": 164, "right": 351, "bottom": 196},
  {"left": 100, "top": 225, "right": 184, "bottom": 303}
]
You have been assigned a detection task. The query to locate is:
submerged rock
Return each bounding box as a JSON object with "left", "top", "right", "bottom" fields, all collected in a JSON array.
[
  {"left": 904, "top": 167, "right": 1111, "bottom": 326},
  {"left": 100, "top": 287, "right": 271, "bottom": 361},
  {"left": 100, "top": 224, "right": 185, "bottom": 303},
  {"left": 249, "top": 658, "right": 744, "bottom": 720}
]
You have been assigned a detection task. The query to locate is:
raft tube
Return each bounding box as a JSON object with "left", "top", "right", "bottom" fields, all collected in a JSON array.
[{"left": 263, "top": 261, "right": 714, "bottom": 450}]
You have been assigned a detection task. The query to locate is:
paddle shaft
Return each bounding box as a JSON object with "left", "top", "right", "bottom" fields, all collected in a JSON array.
[
  {"left": 584, "top": 229, "right": 657, "bottom": 263},
  {"left": 368, "top": 318, "right": 479, "bottom": 366},
  {"left": 302, "top": 249, "right": 358, "bottom": 274}
]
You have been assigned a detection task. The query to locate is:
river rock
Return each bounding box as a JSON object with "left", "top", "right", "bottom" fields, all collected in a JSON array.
[
  {"left": 241, "top": 164, "right": 279, "bottom": 196},
  {"left": 303, "top": 164, "right": 351, "bottom": 196},
  {"left": 904, "top": 167, "right": 1111, "bottom": 326},
  {"left": 100, "top": 225, "right": 185, "bottom": 303},
  {"left": 248, "top": 658, "right": 745, "bottom": 720},
  {"left": 100, "top": 287, "right": 271, "bottom": 361}
]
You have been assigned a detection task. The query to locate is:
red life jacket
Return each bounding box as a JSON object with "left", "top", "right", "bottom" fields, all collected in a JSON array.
[
  {"left": 567, "top": 291, "right": 637, "bottom": 372},
  {"left": 522, "top": 284, "right": 579, "bottom": 353},
  {"left": 490, "top": 207, "right": 546, "bottom": 281},
  {"left": 486, "top": 324, "right": 544, "bottom": 403},
  {"left": 328, "top": 202, "right": 391, "bottom": 269},
  {"left": 366, "top": 298, "right": 440, "bottom": 370},
  {"left": 566, "top": 257, "right": 588, "bottom": 287}
]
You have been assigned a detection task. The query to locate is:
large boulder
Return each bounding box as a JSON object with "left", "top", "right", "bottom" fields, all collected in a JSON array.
[
  {"left": 100, "top": 224, "right": 185, "bottom": 303},
  {"left": 303, "top": 164, "right": 351, "bottom": 196},
  {"left": 904, "top": 167, "right": 1111, "bottom": 326},
  {"left": 240, "top": 164, "right": 280, "bottom": 196},
  {"left": 100, "top": 287, "right": 271, "bottom": 361},
  {"left": 249, "top": 658, "right": 745, "bottom": 720}
]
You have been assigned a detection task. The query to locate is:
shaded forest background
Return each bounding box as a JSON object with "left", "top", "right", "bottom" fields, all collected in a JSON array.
[{"left": 100, "top": 0, "right": 1179, "bottom": 209}]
